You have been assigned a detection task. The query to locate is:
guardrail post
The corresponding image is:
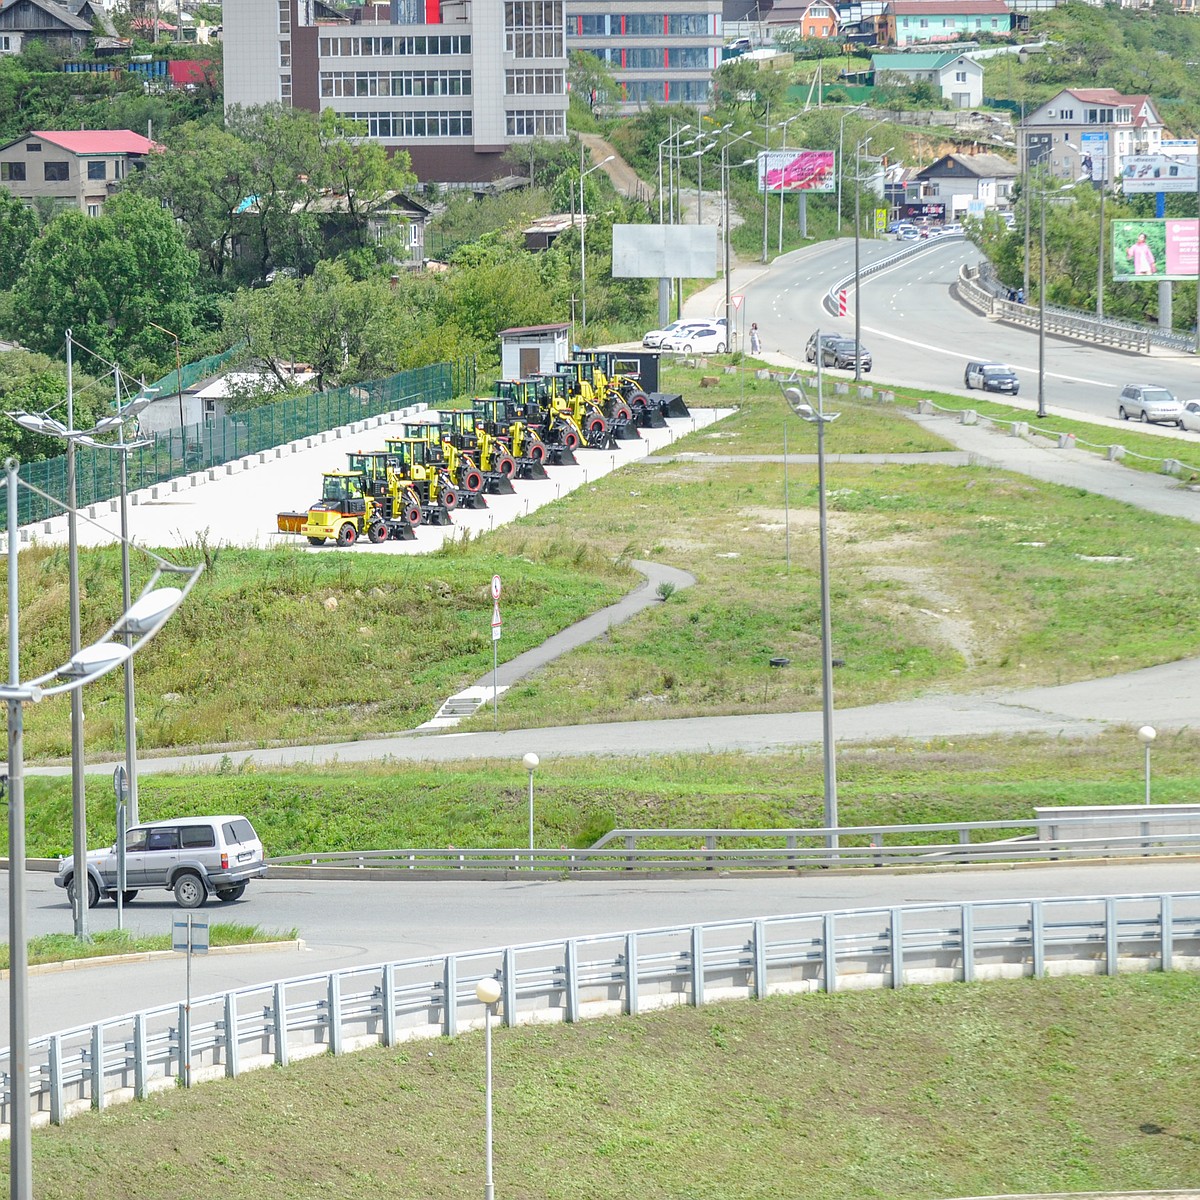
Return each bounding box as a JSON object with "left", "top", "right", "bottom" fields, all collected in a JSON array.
[
  {"left": 625, "top": 834, "right": 636, "bottom": 872},
  {"left": 872, "top": 833, "right": 884, "bottom": 868},
  {"left": 752, "top": 920, "right": 767, "bottom": 998},
  {"left": 785, "top": 835, "right": 797, "bottom": 871},
  {"left": 823, "top": 913, "right": 837, "bottom": 993},
  {"left": 91, "top": 1025, "right": 105, "bottom": 1109},
  {"left": 691, "top": 926, "right": 705, "bottom": 1006},
  {"left": 1161, "top": 895, "right": 1174, "bottom": 971},
  {"left": 502, "top": 948, "right": 517, "bottom": 1027},
  {"left": 625, "top": 932, "right": 639, "bottom": 1015},
  {"left": 178, "top": 1003, "right": 190, "bottom": 1088},
  {"left": 704, "top": 835, "right": 716, "bottom": 871},
  {"left": 889, "top": 907, "right": 903, "bottom": 988},
  {"left": 381, "top": 963, "right": 397, "bottom": 1045},
  {"left": 442, "top": 956, "right": 458, "bottom": 1037},
  {"left": 133, "top": 1013, "right": 148, "bottom": 1099},
  {"left": 961, "top": 905, "right": 975, "bottom": 983},
  {"left": 1105, "top": 897, "right": 1118, "bottom": 976},
  {"left": 1031, "top": 900, "right": 1045, "bottom": 978},
  {"left": 48, "top": 1035, "right": 63, "bottom": 1126},
  {"left": 224, "top": 992, "right": 240, "bottom": 1078},
  {"left": 564, "top": 940, "right": 580, "bottom": 1022},
  {"left": 328, "top": 974, "right": 343, "bottom": 1054},
  {"left": 273, "top": 982, "right": 289, "bottom": 1066}
]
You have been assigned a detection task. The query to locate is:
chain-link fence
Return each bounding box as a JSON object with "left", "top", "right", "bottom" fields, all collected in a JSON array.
[{"left": 12, "top": 358, "right": 476, "bottom": 529}]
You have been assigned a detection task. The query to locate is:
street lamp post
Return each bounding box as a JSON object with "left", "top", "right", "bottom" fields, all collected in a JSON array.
[
  {"left": 579, "top": 153, "right": 615, "bottom": 331},
  {"left": 657, "top": 122, "right": 691, "bottom": 223},
  {"left": 475, "top": 976, "right": 503, "bottom": 1200},
  {"left": 1038, "top": 188, "right": 1048, "bottom": 419},
  {"left": 522, "top": 752, "right": 538, "bottom": 852},
  {"left": 1137, "top": 725, "right": 1156, "bottom": 805},
  {"left": 836, "top": 102, "right": 868, "bottom": 235},
  {"left": 784, "top": 377, "right": 841, "bottom": 851},
  {"left": 147, "top": 320, "right": 184, "bottom": 431},
  {"left": 2, "top": 456, "right": 203, "bottom": 1200}
]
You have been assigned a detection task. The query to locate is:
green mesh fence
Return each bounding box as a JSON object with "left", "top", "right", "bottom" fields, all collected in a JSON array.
[
  {"left": 12, "top": 358, "right": 476, "bottom": 529},
  {"left": 144, "top": 344, "right": 244, "bottom": 402}
]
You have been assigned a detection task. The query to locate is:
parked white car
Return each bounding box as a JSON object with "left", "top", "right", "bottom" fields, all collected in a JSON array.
[
  {"left": 660, "top": 325, "right": 727, "bottom": 354},
  {"left": 1181, "top": 400, "right": 1200, "bottom": 432},
  {"left": 643, "top": 319, "right": 715, "bottom": 348}
]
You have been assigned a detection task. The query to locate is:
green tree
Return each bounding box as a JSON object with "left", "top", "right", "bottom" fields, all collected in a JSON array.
[
  {"left": 10, "top": 192, "right": 198, "bottom": 366},
  {"left": 0, "top": 351, "right": 103, "bottom": 461},
  {"left": 0, "top": 190, "right": 37, "bottom": 290}
]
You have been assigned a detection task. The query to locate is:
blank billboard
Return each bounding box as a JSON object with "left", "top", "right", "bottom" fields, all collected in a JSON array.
[{"left": 612, "top": 224, "right": 719, "bottom": 279}]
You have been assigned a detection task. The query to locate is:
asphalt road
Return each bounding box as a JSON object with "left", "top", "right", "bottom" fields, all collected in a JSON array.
[
  {"left": 740, "top": 236, "right": 1200, "bottom": 431},
  {"left": 13, "top": 858, "right": 1198, "bottom": 1039}
]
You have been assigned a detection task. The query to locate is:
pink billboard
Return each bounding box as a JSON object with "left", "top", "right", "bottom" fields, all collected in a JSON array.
[{"left": 759, "top": 150, "right": 836, "bottom": 194}]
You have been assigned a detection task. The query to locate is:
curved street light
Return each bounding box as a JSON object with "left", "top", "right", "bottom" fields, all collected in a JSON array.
[
  {"left": 580, "top": 154, "right": 615, "bottom": 330},
  {"left": 3, "top": 456, "right": 203, "bottom": 1200}
]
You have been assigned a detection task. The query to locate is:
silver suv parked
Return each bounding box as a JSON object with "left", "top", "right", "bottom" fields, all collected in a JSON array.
[
  {"left": 54, "top": 815, "right": 266, "bottom": 910},
  {"left": 1118, "top": 384, "right": 1184, "bottom": 426}
]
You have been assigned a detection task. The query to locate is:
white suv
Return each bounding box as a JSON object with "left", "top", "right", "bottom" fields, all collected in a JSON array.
[
  {"left": 1118, "top": 384, "right": 1184, "bottom": 426},
  {"left": 55, "top": 814, "right": 267, "bottom": 910}
]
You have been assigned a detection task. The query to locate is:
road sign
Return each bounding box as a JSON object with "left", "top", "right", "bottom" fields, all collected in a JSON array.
[
  {"left": 732, "top": 294, "right": 744, "bottom": 310},
  {"left": 112, "top": 764, "right": 128, "bottom": 804},
  {"left": 173, "top": 914, "right": 209, "bottom": 955},
  {"left": 837, "top": 289, "right": 847, "bottom": 317},
  {"left": 491, "top": 574, "right": 502, "bottom": 600},
  {"left": 492, "top": 600, "right": 502, "bottom": 642}
]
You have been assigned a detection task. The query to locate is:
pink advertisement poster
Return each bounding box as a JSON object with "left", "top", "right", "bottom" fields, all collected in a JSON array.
[{"left": 1166, "top": 219, "right": 1200, "bottom": 277}]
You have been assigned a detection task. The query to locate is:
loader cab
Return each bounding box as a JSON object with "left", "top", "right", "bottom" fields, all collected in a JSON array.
[
  {"left": 441, "top": 408, "right": 479, "bottom": 450},
  {"left": 320, "top": 471, "right": 367, "bottom": 515}
]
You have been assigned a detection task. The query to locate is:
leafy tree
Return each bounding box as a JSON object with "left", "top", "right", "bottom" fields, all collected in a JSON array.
[
  {"left": 0, "top": 351, "right": 104, "bottom": 462},
  {"left": 0, "top": 190, "right": 37, "bottom": 290},
  {"left": 568, "top": 51, "right": 620, "bottom": 113},
  {"left": 10, "top": 192, "right": 198, "bottom": 367}
]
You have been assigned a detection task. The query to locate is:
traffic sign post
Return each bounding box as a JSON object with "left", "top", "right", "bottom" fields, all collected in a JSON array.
[
  {"left": 490, "top": 576, "right": 502, "bottom": 728},
  {"left": 172, "top": 913, "right": 209, "bottom": 1088}
]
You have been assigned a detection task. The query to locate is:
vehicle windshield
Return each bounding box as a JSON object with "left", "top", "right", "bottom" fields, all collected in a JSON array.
[
  {"left": 321, "top": 475, "right": 357, "bottom": 502},
  {"left": 1143, "top": 388, "right": 1175, "bottom": 404},
  {"left": 982, "top": 366, "right": 1011, "bottom": 376}
]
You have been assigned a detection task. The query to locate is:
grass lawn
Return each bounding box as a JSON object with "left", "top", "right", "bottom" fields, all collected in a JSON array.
[{"left": 21, "top": 972, "right": 1200, "bottom": 1199}]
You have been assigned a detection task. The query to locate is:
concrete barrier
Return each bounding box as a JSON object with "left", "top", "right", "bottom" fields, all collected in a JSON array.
[
  {"left": 1107, "top": 445, "right": 1125, "bottom": 461},
  {"left": 960, "top": 410, "right": 978, "bottom": 426},
  {"left": 1011, "top": 421, "right": 1027, "bottom": 438},
  {"left": 1057, "top": 432, "right": 1076, "bottom": 450},
  {"left": 858, "top": 386, "right": 873, "bottom": 400},
  {"left": 1161, "top": 458, "right": 1182, "bottom": 476}
]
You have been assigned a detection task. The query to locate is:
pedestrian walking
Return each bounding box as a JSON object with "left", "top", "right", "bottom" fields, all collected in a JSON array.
[
  {"left": 1016, "top": 287, "right": 1025, "bottom": 304},
  {"left": 750, "top": 322, "right": 761, "bottom": 354}
]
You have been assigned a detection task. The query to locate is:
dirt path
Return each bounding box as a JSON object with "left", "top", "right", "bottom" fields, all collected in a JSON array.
[{"left": 579, "top": 132, "right": 654, "bottom": 203}]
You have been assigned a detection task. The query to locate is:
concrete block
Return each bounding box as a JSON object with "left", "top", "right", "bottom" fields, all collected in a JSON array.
[
  {"left": 724, "top": 365, "right": 737, "bottom": 374},
  {"left": 151, "top": 485, "right": 164, "bottom": 501},
  {"left": 258, "top": 452, "right": 270, "bottom": 465},
  {"left": 20, "top": 528, "right": 29, "bottom": 544},
  {"left": 960, "top": 410, "right": 978, "bottom": 426},
  {"left": 858, "top": 386, "right": 873, "bottom": 400},
  {"left": 1057, "top": 432, "right": 1076, "bottom": 450},
  {"left": 189, "top": 472, "right": 206, "bottom": 488},
  {"left": 109, "top": 499, "right": 119, "bottom": 513},
  {"left": 207, "top": 468, "right": 220, "bottom": 482},
  {"left": 880, "top": 391, "right": 895, "bottom": 403},
  {"left": 225, "top": 460, "right": 242, "bottom": 475},
  {"left": 834, "top": 382, "right": 850, "bottom": 395},
  {"left": 1011, "top": 421, "right": 1028, "bottom": 437},
  {"left": 87, "top": 505, "right": 99, "bottom": 519},
  {"left": 42, "top": 520, "right": 53, "bottom": 534},
  {"left": 1161, "top": 458, "right": 1182, "bottom": 476},
  {"left": 240, "top": 457, "right": 255, "bottom": 471},
  {"left": 334, "top": 427, "right": 343, "bottom": 439},
  {"left": 1107, "top": 444, "right": 1125, "bottom": 461},
  {"left": 131, "top": 491, "right": 142, "bottom": 504},
  {"left": 918, "top": 398, "right": 935, "bottom": 415}
]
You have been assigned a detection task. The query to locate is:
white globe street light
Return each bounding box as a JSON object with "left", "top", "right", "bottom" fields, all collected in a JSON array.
[
  {"left": 475, "top": 976, "right": 503, "bottom": 1200},
  {"left": 1137, "top": 725, "right": 1157, "bottom": 806}
]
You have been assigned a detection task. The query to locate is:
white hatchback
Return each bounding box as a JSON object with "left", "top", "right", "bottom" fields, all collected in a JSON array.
[{"left": 660, "top": 325, "right": 727, "bottom": 354}]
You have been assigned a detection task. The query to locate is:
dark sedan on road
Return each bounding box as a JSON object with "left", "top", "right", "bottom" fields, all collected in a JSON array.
[
  {"left": 821, "top": 338, "right": 872, "bottom": 372},
  {"left": 964, "top": 361, "right": 1020, "bottom": 395}
]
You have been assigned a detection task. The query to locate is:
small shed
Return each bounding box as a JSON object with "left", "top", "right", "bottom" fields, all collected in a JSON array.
[{"left": 499, "top": 323, "right": 571, "bottom": 380}]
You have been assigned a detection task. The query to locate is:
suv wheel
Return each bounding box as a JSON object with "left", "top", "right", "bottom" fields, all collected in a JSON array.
[
  {"left": 1141, "top": 410, "right": 1150, "bottom": 422},
  {"left": 67, "top": 874, "right": 101, "bottom": 910},
  {"left": 217, "top": 882, "right": 248, "bottom": 902},
  {"left": 173, "top": 872, "right": 207, "bottom": 909},
  {"left": 1118, "top": 406, "right": 1129, "bottom": 420}
]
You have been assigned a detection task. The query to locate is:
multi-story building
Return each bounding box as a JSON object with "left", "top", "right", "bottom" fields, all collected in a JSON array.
[
  {"left": 885, "top": 0, "right": 1013, "bottom": 47},
  {"left": 0, "top": 129, "right": 159, "bottom": 215},
  {"left": 565, "top": 0, "right": 724, "bottom": 108},
  {"left": 1019, "top": 87, "right": 1164, "bottom": 182},
  {"left": 224, "top": 0, "right": 570, "bottom": 183}
]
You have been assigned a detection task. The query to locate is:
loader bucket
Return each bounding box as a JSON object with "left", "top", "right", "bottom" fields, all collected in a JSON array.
[
  {"left": 547, "top": 444, "right": 578, "bottom": 467},
  {"left": 459, "top": 490, "right": 489, "bottom": 509},
  {"left": 516, "top": 457, "right": 550, "bottom": 481},
  {"left": 423, "top": 504, "right": 454, "bottom": 526},
  {"left": 611, "top": 416, "right": 642, "bottom": 439},
  {"left": 483, "top": 472, "right": 517, "bottom": 495},
  {"left": 652, "top": 391, "right": 690, "bottom": 418},
  {"left": 633, "top": 403, "right": 667, "bottom": 429},
  {"left": 276, "top": 511, "right": 307, "bottom": 534},
  {"left": 385, "top": 518, "right": 418, "bottom": 541}
]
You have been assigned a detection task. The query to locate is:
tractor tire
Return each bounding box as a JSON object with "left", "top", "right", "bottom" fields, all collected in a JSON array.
[
  {"left": 336, "top": 523, "right": 357, "bottom": 547},
  {"left": 585, "top": 413, "right": 607, "bottom": 446},
  {"left": 613, "top": 403, "right": 633, "bottom": 422},
  {"left": 368, "top": 521, "right": 387, "bottom": 544},
  {"left": 527, "top": 439, "right": 546, "bottom": 464},
  {"left": 462, "top": 468, "right": 484, "bottom": 494},
  {"left": 307, "top": 536, "right": 324, "bottom": 546},
  {"left": 562, "top": 427, "right": 580, "bottom": 451},
  {"left": 495, "top": 453, "right": 516, "bottom": 477},
  {"left": 441, "top": 484, "right": 459, "bottom": 510}
]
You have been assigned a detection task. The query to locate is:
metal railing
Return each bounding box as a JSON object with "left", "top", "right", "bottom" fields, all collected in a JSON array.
[
  {"left": 956, "top": 265, "right": 1153, "bottom": 353},
  {"left": 265, "top": 811, "right": 1200, "bottom": 876},
  {"left": 8, "top": 359, "right": 475, "bottom": 530},
  {"left": 5, "top": 891, "right": 1197, "bottom": 1135},
  {"left": 824, "top": 233, "right": 966, "bottom": 317}
]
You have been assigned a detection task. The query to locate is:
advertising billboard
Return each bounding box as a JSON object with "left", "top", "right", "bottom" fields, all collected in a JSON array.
[
  {"left": 1120, "top": 153, "right": 1199, "bottom": 194},
  {"left": 1079, "top": 131, "right": 1109, "bottom": 182},
  {"left": 612, "top": 224, "right": 718, "bottom": 279},
  {"left": 757, "top": 150, "right": 835, "bottom": 194},
  {"left": 1112, "top": 219, "right": 1200, "bottom": 282},
  {"left": 903, "top": 202, "right": 946, "bottom": 221}
]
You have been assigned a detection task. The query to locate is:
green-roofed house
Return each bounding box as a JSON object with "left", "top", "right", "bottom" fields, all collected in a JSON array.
[{"left": 871, "top": 51, "right": 984, "bottom": 108}]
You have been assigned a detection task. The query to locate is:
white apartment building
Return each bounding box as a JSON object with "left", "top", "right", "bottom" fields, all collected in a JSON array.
[{"left": 223, "top": 0, "right": 570, "bottom": 183}]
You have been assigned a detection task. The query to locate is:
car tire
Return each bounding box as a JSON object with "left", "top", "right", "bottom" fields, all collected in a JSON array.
[
  {"left": 964, "top": 374, "right": 972, "bottom": 388},
  {"left": 1141, "top": 410, "right": 1150, "bottom": 423},
  {"left": 67, "top": 874, "right": 101, "bottom": 910},
  {"left": 716, "top": 342, "right": 726, "bottom": 353},
  {"left": 217, "top": 882, "right": 247, "bottom": 903},
  {"left": 1119, "top": 406, "right": 1129, "bottom": 420},
  {"left": 173, "top": 872, "right": 207, "bottom": 909}
]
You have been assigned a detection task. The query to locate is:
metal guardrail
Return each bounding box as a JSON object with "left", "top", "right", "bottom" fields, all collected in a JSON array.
[
  {"left": 6, "top": 891, "right": 1198, "bottom": 1135},
  {"left": 956, "top": 265, "right": 1153, "bottom": 353},
  {"left": 266, "top": 812, "right": 1200, "bottom": 875},
  {"left": 823, "top": 233, "right": 966, "bottom": 318}
]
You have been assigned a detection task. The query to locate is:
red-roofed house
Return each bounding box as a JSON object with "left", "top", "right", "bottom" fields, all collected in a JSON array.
[
  {"left": 166, "top": 59, "right": 216, "bottom": 90},
  {"left": 1019, "top": 88, "right": 1165, "bottom": 182},
  {"left": 886, "top": 0, "right": 1013, "bottom": 46},
  {"left": 0, "top": 129, "right": 162, "bottom": 215}
]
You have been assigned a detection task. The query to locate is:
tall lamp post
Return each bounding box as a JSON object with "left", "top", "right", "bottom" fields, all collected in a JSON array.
[
  {"left": 722, "top": 137, "right": 758, "bottom": 345},
  {"left": 2, "top": 457, "right": 203, "bottom": 1200},
  {"left": 147, "top": 320, "right": 184, "bottom": 431},
  {"left": 836, "top": 102, "right": 868, "bottom": 235},
  {"left": 579, "top": 153, "right": 614, "bottom": 331},
  {"left": 657, "top": 122, "right": 691, "bottom": 223},
  {"left": 1035, "top": 180, "right": 1081, "bottom": 419},
  {"left": 475, "top": 976, "right": 503, "bottom": 1200},
  {"left": 1137, "top": 725, "right": 1156, "bottom": 805},
  {"left": 784, "top": 379, "right": 841, "bottom": 851}
]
